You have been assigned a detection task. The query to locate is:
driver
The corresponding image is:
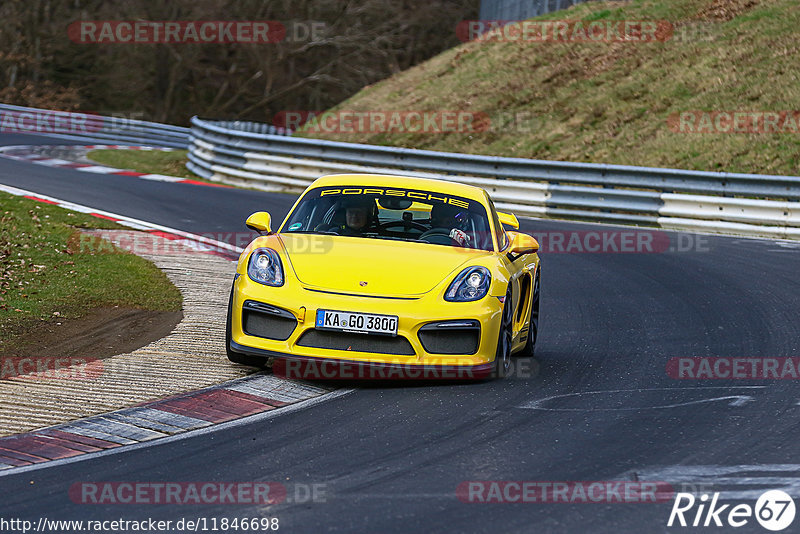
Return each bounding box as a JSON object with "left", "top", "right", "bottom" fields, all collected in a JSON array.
[
  {"left": 335, "top": 196, "right": 377, "bottom": 235},
  {"left": 428, "top": 202, "right": 471, "bottom": 247}
]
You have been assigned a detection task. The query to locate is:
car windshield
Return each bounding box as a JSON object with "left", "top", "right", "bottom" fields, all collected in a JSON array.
[{"left": 281, "top": 186, "right": 495, "bottom": 251}]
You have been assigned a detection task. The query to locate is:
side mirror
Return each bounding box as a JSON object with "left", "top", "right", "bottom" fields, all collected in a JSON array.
[
  {"left": 246, "top": 212, "right": 272, "bottom": 234},
  {"left": 507, "top": 231, "right": 539, "bottom": 257},
  {"left": 497, "top": 211, "right": 519, "bottom": 230}
]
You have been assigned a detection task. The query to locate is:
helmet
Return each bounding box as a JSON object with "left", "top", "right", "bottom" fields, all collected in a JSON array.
[
  {"left": 340, "top": 195, "right": 376, "bottom": 210},
  {"left": 430, "top": 202, "right": 464, "bottom": 228}
]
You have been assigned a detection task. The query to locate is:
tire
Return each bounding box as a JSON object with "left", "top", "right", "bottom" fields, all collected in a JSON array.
[
  {"left": 494, "top": 287, "right": 513, "bottom": 379},
  {"left": 518, "top": 271, "right": 540, "bottom": 359},
  {"left": 225, "top": 284, "right": 268, "bottom": 368}
]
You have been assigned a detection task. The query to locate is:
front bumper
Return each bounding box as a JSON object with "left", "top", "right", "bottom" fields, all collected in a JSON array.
[
  {"left": 230, "top": 341, "right": 496, "bottom": 380},
  {"left": 230, "top": 275, "right": 504, "bottom": 370}
]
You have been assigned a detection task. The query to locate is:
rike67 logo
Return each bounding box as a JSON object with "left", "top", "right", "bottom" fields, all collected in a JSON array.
[{"left": 668, "top": 490, "right": 796, "bottom": 531}]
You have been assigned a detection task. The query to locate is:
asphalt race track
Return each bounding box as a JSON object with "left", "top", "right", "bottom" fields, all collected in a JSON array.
[{"left": 2, "top": 132, "right": 800, "bottom": 533}]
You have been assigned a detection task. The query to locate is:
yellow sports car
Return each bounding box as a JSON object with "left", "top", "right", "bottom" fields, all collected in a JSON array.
[{"left": 226, "top": 173, "right": 540, "bottom": 379}]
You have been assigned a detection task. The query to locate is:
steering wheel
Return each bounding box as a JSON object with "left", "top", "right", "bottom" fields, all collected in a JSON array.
[
  {"left": 418, "top": 227, "right": 461, "bottom": 246},
  {"left": 378, "top": 220, "right": 428, "bottom": 233},
  {"left": 418, "top": 228, "right": 451, "bottom": 240},
  {"left": 314, "top": 223, "right": 338, "bottom": 234}
]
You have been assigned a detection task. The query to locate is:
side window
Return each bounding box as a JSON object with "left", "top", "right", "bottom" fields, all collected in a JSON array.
[{"left": 488, "top": 199, "right": 508, "bottom": 251}]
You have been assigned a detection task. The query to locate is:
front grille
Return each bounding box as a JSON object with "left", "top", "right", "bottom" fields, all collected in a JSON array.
[
  {"left": 242, "top": 301, "right": 297, "bottom": 341},
  {"left": 418, "top": 321, "right": 480, "bottom": 355},
  {"left": 296, "top": 330, "right": 415, "bottom": 355}
]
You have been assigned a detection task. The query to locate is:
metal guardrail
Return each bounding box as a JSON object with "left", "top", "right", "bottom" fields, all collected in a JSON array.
[
  {"left": 188, "top": 116, "right": 800, "bottom": 239},
  {"left": 203, "top": 119, "right": 292, "bottom": 137},
  {"left": 0, "top": 103, "right": 190, "bottom": 148},
  {"left": 5, "top": 104, "right": 795, "bottom": 239}
]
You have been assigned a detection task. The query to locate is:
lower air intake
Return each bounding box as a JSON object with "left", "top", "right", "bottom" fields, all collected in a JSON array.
[
  {"left": 418, "top": 321, "right": 481, "bottom": 355},
  {"left": 243, "top": 310, "right": 297, "bottom": 341}
]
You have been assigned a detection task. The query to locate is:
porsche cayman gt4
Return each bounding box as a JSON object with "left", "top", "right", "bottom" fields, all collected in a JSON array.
[{"left": 226, "top": 173, "right": 540, "bottom": 379}]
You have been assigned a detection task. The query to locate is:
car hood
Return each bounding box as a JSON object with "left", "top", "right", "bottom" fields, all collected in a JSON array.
[{"left": 280, "top": 234, "right": 482, "bottom": 297}]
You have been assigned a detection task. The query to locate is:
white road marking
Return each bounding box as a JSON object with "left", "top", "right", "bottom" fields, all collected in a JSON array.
[
  {"left": 518, "top": 386, "right": 765, "bottom": 411},
  {"left": 629, "top": 464, "right": 800, "bottom": 500}
]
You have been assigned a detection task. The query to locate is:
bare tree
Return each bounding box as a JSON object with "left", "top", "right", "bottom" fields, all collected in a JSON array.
[{"left": 0, "top": 0, "right": 478, "bottom": 123}]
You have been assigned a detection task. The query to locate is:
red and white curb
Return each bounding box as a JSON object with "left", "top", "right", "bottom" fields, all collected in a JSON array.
[
  {"left": 0, "top": 182, "right": 241, "bottom": 260},
  {"left": 0, "top": 374, "right": 337, "bottom": 471},
  {"left": 0, "top": 144, "right": 230, "bottom": 188},
  {"left": 0, "top": 183, "right": 350, "bottom": 471}
]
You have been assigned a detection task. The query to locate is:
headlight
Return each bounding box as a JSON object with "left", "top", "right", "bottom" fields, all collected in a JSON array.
[
  {"left": 247, "top": 248, "right": 284, "bottom": 287},
  {"left": 445, "top": 266, "right": 491, "bottom": 302}
]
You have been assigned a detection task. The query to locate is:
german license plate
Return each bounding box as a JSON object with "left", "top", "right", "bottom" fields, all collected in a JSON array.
[{"left": 315, "top": 309, "right": 398, "bottom": 336}]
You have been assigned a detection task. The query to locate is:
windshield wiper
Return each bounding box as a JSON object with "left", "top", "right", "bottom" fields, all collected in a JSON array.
[
  {"left": 285, "top": 230, "right": 338, "bottom": 235},
  {"left": 368, "top": 235, "right": 417, "bottom": 242}
]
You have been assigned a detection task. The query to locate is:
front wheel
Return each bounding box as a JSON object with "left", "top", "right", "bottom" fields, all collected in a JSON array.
[{"left": 494, "top": 287, "right": 513, "bottom": 379}]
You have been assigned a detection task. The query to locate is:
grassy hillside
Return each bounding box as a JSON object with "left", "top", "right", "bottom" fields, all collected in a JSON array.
[{"left": 297, "top": 0, "right": 800, "bottom": 176}]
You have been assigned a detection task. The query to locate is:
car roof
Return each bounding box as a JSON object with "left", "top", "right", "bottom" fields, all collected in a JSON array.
[{"left": 309, "top": 173, "right": 490, "bottom": 204}]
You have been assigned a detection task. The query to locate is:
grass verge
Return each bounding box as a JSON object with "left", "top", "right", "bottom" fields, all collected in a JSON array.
[
  {"left": 87, "top": 149, "right": 197, "bottom": 179},
  {"left": 0, "top": 192, "right": 182, "bottom": 346}
]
